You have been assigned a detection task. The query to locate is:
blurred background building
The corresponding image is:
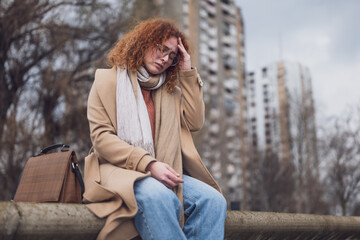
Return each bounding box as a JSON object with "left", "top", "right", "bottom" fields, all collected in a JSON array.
[
  {"left": 180, "top": 0, "right": 247, "bottom": 210},
  {"left": 246, "top": 61, "right": 318, "bottom": 176},
  {"left": 246, "top": 61, "right": 319, "bottom": 212}
]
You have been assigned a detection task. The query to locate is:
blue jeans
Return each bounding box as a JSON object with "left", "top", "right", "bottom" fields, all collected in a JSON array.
[{"left": 134, "top": 175, "right": 227, "bottom": 240}]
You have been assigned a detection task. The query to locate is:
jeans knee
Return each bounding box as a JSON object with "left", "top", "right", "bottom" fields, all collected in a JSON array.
[
  {"left": 135, "top": 177, "right": 181, "bottom": 211},
  {"left": 218, "top": 194, "right": 227, "bottom": 216},
  {"left": 206, "top": 192, "right": 227, "bottom": 217}
]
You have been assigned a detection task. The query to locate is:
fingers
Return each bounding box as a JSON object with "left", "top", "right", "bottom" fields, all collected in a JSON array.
[
  {"left": 166, "top": 164, "right": 180, "bottom": 177},
  {"left": 161, "top": 170, "right": 184, "bottom": 189},
  {"left": 160, "top": 175, "right": 177, "bottom": 188},
  {"left": 149, "top": 162, "right": 184, "bottom": 188},
  {"left": 166, "top": 165, "right": 184, "bottom": 183},
  {"left": 167, "top": 170, "right": 184, "bottom": 184},
  {"left": 177, "top": 37, "right": 188, "bottom": 55},
  {"left": 177, "top": 37, "right": 184, "bottom": 51},
  {"left": 177, "top": 37, "right": 191, "bottom": 70}
]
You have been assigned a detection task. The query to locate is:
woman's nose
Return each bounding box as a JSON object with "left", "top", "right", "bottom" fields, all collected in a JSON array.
[{"left": 161, "top": 54, "right": 170, "bottom": 62}]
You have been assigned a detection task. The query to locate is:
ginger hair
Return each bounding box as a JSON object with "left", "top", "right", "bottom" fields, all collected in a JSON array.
[{"left": 107, "top": 18, "right": 190, "bottom": 93}]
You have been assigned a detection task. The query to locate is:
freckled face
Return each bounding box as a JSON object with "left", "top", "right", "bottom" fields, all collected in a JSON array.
[{"left": 143, "top": 36, "right": 178, "bottom": 75}]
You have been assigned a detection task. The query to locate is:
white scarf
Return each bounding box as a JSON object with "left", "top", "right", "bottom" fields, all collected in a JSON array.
[{"left": 116, "top": 66, "right": 165, "bottom": 157}]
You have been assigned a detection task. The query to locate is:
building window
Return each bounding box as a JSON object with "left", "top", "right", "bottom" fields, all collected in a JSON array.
[
  {"left": 208, "top": 12, "right": 215, "bottom": 18},
  {"left": 225, "top": 99, "right": 235, "bottom": 116},
  {"left": 223, "top": 42, "right": 230, "bottom": 47},
  {"left": 209, "top": 69, "right": 216, "bottom": 75},
  {"left": 207, "top": 0, "right": 215, "bottom": 6},
  {"left": 222, "top": 22, "right": 230, "bottom": 35},
  {"left": 262, "top": 67, "right": 267, "bottom": 77},
  {"left": 222, "top": 9, "right": 229, "bottom": 16},
  {"left": 211, "top": 96, "right": 219, "bottom": 107}
]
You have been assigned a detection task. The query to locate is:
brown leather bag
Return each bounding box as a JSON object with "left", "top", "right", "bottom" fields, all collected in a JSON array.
[{"left": 13, "top": 144, "right": 84, "bottom": 203}]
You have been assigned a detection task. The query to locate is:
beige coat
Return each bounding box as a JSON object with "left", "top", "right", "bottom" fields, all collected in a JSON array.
[{"left": 84, "top": 67, "right": 221, "bottom": 240}]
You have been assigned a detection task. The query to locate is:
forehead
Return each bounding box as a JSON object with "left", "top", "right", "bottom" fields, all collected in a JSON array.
[{"left": 163, "top": 36, "right": 178, "bottom": 52}]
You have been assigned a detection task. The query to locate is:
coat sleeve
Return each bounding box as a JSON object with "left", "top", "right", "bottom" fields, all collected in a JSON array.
[
  {"left": 87, "top": 70, "right": 156, "bottom": 172},
  {"left": 179, "top": 67, "right": 205, "bottom": 131}
]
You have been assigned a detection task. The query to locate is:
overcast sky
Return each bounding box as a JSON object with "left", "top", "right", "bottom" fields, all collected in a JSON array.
[{"left": 234, "top": 0, "right": 360, "bottom": 123}]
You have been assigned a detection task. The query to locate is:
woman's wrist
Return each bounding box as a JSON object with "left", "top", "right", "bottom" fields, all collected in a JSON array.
[
  {"left": 145, "top": 161, "right": 156, "bottom": 172},
  {"left": 180, "top": 59, "right": 191, "bottom": 70}
]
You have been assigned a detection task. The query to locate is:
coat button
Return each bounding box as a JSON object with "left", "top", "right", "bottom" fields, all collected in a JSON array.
[{"left": 128, "top": 162, "right": 134, "bottom": 169}]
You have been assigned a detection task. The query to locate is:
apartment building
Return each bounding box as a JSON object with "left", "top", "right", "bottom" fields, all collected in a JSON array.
[
  {"left": 246, "top": 61, "right": 319, "bottom": 177},
  {"left": 181, "top": 0, "right": 247, "bottom": 209}
]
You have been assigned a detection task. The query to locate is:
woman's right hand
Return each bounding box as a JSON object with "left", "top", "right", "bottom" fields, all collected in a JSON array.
[{"left": 146, "top": 162, "right": 184, "bottom": 188}]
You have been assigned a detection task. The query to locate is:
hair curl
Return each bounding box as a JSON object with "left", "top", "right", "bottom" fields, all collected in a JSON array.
[{"left": 107, "top": 18, "right": 190, "bottom": 93}]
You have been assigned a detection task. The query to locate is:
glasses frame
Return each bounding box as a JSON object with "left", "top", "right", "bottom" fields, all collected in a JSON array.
[{"left": 155, "top": 44, "right": 179, "bottom": 66}]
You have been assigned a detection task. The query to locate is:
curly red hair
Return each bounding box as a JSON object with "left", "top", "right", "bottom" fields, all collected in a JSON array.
[{"left": 107, "top": 18, "right": 190, "bottom": 93}]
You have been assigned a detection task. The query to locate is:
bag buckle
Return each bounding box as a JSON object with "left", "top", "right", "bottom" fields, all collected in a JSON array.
[
  {"left": 61, "top": 145, "right": 70, "bottom": 152},
  {"left": 71, "top": 162, "right": 79, "bottom": 173}
]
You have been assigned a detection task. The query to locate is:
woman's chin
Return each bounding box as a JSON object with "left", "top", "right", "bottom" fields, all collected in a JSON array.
[
  {"left": 145, "top": 65, "right": 165, "bottom": 76},
  {"left": 143, "top": 67, "right": 155, "bottom": 75}
]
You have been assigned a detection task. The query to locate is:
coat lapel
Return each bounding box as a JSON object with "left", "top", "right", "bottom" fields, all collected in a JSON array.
[{"left": 95, "top": 67, "right": 118, "bottom": 132}]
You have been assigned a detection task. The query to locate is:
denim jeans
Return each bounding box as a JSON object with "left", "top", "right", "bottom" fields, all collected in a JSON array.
[{"left": 134, "top": 175, "right": 227, "bottom": 240}]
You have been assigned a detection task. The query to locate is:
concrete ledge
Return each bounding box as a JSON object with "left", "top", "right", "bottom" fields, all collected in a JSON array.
[
  {"left": 1, "top": 202, "right": 360, "bottom": 240},
  {"left": 225, "top": 210, "right": 360, "bottom": 239},
  {"left": 0, "top": 202, "right": 105, "bottom": 240}
]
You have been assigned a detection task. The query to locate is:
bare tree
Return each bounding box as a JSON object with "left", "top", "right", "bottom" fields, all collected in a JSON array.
[
  {"left": 247, "top": 149, "right": 297, "bottom": 213},
  {"left": 0, "top": 0, "right": 140, "bottom": 200},
  {"left": 321, "top": 109, "right": 360, "bottom": 216},
  {"left": 289, "top": 90, "right": 327, "bottom": 214}
]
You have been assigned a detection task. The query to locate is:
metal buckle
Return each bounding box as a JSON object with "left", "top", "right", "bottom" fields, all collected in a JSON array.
[
  {"left": 61, "top": 145, "right": 70, "bottom": 152},
  {"left": 71, "top": 162, "right": 78, "bottom": 173}
]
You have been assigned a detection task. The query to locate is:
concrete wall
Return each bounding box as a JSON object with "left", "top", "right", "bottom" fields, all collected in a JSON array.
[{"left": 1, "top": 202, "right": 360, "bottom": 240}]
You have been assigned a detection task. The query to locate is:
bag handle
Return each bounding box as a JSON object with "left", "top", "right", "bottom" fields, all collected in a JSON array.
[
  {"left": 71, "top": 159, "right": 85, "bottom": 196},
  {"left": 38, "top": 143, "right": 70, "bottom": 155}
]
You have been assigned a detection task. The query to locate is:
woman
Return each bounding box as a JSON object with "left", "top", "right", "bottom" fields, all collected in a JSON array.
[{"left": 83, "top": 18, "right": 227, "bottom": 240}]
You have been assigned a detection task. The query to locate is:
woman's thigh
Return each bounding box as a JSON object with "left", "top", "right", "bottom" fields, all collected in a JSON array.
[{"left": 134, "top": 176, "right": 181, "bottom": 213}]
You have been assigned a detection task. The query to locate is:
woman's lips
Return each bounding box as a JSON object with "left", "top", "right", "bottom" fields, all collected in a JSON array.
[{"left": 155, "top": 62, "right": 163, "bottom": 70}]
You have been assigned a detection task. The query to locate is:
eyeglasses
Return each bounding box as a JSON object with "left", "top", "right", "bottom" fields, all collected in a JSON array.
[{"left": 155, "top": 44, "right": 179, "bottom": 66}]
